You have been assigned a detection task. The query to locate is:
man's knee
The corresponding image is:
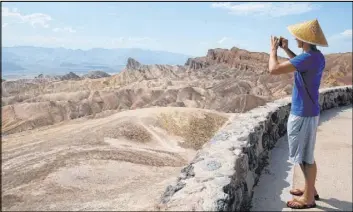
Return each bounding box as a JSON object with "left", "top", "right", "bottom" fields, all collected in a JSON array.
[{"left": 303, "top": 161, "right": 317, "bottom": 170}]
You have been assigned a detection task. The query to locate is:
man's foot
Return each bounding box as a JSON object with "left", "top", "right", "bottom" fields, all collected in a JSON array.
[
  {"left": 290, "top": 188, "right": 320, "bottom": 200},
  {"left": 287, "top": 197, "right": 316, "bottom": 209}
]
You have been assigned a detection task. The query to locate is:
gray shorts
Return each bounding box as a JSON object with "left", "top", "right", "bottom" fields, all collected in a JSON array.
[{"left": 287, "top": 113, "right": 319, "bottom": 165}]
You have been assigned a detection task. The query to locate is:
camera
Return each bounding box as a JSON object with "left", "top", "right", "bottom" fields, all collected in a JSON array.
[{"left": 278, "top": 37, "right": 283, "bottom": 47}]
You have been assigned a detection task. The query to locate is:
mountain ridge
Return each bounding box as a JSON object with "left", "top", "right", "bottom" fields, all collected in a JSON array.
[
  {"left": 2, "top": 47, "right": 352, "bottom": 135},
  {"left": 2, "top": 46, "right": 192, "bottom": 80}
]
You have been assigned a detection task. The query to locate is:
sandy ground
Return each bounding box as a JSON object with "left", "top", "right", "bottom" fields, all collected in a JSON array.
[
  {"left": 252, "top": 105, "right": 352, "bottom": 211},
  {"left": 1, "top": 107, "right": 231, "bottom": 211}
]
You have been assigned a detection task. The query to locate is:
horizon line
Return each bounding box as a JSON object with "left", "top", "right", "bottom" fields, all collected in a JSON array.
[
  {"left": 2, "top": 45, "right": 352, "bottom": 56},
  {"left": 2, "top": 45, "right": 196, "bottom": 56}
]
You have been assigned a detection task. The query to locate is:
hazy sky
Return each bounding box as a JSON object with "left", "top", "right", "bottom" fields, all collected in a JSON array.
[{"left": 2, "top": 2, "right": 352, "bottom": 56}]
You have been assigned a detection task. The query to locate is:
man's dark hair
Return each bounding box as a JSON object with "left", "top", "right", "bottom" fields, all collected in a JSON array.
[{"left": 310, "top": 44, "right": 319, "bottom": 51}]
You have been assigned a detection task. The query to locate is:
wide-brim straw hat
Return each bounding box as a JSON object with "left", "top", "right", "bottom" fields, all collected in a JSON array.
[{"left": 287, "top": 19, "right": 328, "bottom": 47}]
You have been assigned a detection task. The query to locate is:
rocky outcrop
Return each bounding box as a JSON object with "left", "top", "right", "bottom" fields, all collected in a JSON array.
[
  {"left": 82, "top": 71, "right": 111, "bottom": 79},
  {"left": 185, "top": 57, "right": 209, "bottom": 70},
  {"left": 35, "top": 72, "right": 81, "bottom": 81},
  {"left": 35, "top": 74, "right": 45, "bottom": 79},
  {"left": 185, "top": 48, "right": 286, "bottom": 73},
  {"left": 111, "top": 58, "right": 185, "bottom": 86},
  {"left": 126, "top": 57, "right": 142, "bottom": 70},
  {"left": 158, "top": 86, "right": 352, "bottom": 211},
  {"left": 56, "top": 72, "right": 81, "bottom": 81}
]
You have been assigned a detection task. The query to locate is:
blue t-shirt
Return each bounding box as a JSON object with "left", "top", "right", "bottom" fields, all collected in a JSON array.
[{"left": 289, "top": 50, "right": 325, "bottom": 117}]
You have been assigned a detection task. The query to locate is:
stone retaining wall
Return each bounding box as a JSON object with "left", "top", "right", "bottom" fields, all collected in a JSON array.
[{"left": 158, "top": 86, "right": 352, "bottom": 211}]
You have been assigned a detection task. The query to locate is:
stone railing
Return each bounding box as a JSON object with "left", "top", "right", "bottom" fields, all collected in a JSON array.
[{"left": 158, "top": 86, "right": 352, "bottom": 211}]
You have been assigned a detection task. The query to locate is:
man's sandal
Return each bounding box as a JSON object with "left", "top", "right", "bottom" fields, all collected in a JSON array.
[
  {"left": 287, "top": 199, "right": 316, "bottom": 209},
  {"left": 290, "top": 189, "right": 320, "bottom": 200}
]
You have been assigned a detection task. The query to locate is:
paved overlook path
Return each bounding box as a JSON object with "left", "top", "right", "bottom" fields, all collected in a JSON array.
[{"left": 252, "top": 105, "right": 352, "bottom": 211}]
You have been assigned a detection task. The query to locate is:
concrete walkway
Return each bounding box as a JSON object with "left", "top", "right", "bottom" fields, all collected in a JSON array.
[{"left": 251, "top": 106, "right": 352, "bottom": 211}]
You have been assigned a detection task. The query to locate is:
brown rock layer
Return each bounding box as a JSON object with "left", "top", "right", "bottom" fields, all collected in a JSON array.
[{"left": 2, "top": 47, "right": 352, "bottom": 135}]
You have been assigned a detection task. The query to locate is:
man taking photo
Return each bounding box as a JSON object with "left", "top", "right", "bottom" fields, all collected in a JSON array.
[{"left": 268, "top": 19, "right": 328, "bottom": 209}]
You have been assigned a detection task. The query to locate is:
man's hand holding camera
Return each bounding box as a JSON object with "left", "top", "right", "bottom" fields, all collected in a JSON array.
[
  {"left": 279, "top": 37, "right": 288, "bottom": 50},
  {"left": 271, "top": 36, "right": 288, "bottom": 52},
  {"left": 271, "top": 36, "right": 280, "bottom": 52},
  {"left": 268, "top": 36, "right": 297, "bottom": 75},
  {"left": 271, "top": 36, "right": 296, "bottom": 59}
]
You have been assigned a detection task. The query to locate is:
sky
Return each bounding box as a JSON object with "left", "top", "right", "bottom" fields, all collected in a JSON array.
[{"left": 2, "top": 1, "right": 352, "bottom": 57}]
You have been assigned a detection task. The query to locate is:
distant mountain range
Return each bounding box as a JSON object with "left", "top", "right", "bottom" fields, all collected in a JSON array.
[{"left": 2, "top": 46, "right": 191, "bottom": 80}]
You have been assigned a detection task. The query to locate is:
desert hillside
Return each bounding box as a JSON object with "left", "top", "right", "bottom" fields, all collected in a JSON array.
[
  {"left": 322, "top": 53, "right": 352, "bottom": 86},
  {"left": 2, "top": 107, "right": 231, "bottom": 211},
  {"left": 2, "top": 48, "right": 352, "bottom": 135}
]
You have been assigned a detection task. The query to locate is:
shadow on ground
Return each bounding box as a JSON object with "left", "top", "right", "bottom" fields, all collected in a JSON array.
[
  {"left": 316, "top": 198, "right": 353, "bottom": 211},
  {"left": 251, "top": 135, "right": 293, "bottom": 211},
  {"left": 318, "top": 105, "right": 352, "bottom": 126}
]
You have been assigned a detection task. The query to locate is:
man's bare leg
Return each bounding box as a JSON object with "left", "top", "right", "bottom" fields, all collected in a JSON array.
[
  {"left": 295, "top": 161, "right": 317, "bottom": 204},
  {"left": 290, "top": 162, "right": 318, "bottom": 196},
  {"left": 287, "top": 161, "right": 317, "bottom": 207}
]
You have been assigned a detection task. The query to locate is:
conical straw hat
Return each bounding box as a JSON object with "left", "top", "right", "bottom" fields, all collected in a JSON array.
[{"left": 287, "top": 19, "right": 328, "bottom": 47}]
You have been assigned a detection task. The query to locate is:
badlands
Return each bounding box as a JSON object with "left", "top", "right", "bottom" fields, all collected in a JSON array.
[{"left": 1, "top": 47, "right": 352, "bottom": 210}]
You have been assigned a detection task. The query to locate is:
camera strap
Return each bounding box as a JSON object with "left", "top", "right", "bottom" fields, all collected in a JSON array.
[{"left": 299, "top": 72, "right": 316, "bottom": 105}]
